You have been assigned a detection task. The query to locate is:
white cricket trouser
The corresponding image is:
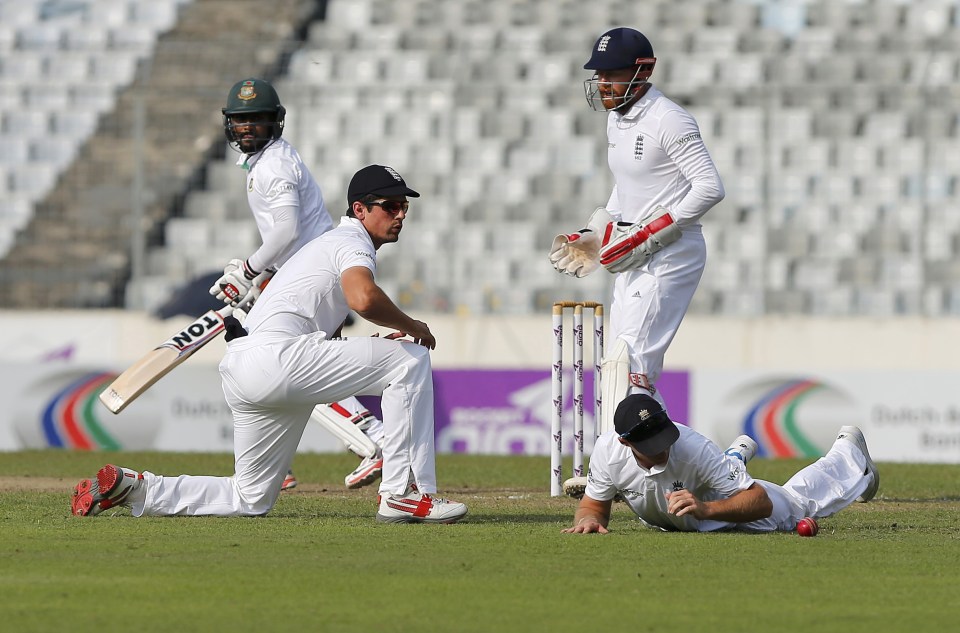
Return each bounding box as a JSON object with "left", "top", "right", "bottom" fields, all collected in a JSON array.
[
  {"left": 609, "top": 227, "right": 705, "bottom": 399},
  {"left": 133, "top": 333, "right": 436, "bottom": 517},
  {"left": 737, "top": 439, "right": 873, "bottom": 533}
]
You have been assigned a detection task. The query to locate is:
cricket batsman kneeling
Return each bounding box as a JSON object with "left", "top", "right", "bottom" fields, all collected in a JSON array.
[
  {"left": 563, "top": 394, "right": 880, "bottom": 535},
  {"left": 72, "top": 165, "right": 467, "bottom": 524}
]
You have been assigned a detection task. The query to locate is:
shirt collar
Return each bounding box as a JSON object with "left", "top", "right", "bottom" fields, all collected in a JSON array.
[
  {"left": 338, "top": 216, "right": 376, "bottom": 249},
  {"left": 235, "top": 138, "right": 279, "bottom": 170},
  {"left": 616, "top": 84, "right": 660, "bottom": 121}
]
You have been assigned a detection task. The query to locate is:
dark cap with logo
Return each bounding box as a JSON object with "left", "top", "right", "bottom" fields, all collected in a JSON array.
[
  {"left": 347, "top": 164, "right": 420, "bottom": 205},
  {"left": 584, "top": 27, "right": 655, "bottom": 71},
  {"left": 614, "top": 394, "right": 680, "bottom": 455}
]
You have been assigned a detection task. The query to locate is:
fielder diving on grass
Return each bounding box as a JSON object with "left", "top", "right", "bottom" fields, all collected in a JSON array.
[
  {"left": 563, "top": 394, "right": 880, "bottom": 535},
  {"left": 72, "top": 165, "right": 468, "bottom": 524}
]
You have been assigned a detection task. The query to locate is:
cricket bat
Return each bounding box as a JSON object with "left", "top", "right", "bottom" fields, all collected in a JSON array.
[{"left": 99, "top": 306, "right": 238, "bottom": 414}]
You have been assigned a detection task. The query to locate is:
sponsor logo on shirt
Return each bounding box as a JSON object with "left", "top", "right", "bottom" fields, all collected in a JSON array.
[
  {"left": 355, "top": 250, "right": 374, "bottom": 261},
  {"left": 675, "top": 132, "right": 702, "bottom": 147},
  {"left": 620, "top": 487, "right": 643, "bottom": 500},
  {"left": 267, "top": 183, "right": 295, "bottom": 198},
  {"left": 247, "top": 177, "right": 254, "bottom": 192}
]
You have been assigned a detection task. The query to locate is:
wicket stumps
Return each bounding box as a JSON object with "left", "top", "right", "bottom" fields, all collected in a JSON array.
[{"left": 551, "top": 301, "right": 604, "bottom": 497}]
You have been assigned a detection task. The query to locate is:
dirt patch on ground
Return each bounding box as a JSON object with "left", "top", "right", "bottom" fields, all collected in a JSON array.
[{"left": 0, "top": 476, "right": 76, "bottom": 492}]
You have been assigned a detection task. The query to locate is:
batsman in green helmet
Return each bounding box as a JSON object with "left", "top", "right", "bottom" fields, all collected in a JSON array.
[{"left": 222, "top": 77, "right": 286, "bottom": 154}]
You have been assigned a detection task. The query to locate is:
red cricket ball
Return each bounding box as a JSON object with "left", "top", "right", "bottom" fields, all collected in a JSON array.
[{"left": 796, "top": 517, "right": 819, "bottom": 537}]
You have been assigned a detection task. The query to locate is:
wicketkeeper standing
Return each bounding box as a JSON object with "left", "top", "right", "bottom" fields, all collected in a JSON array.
[{"left": 549, "top": 28, "right": 725, "bottom": 496}]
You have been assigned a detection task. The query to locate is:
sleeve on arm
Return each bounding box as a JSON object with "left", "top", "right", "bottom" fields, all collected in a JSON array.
[
  {"left": 246, "top": 205, "right": 298, "bottom": 273},
  {"left": 698, "top": 441, "right": 755, "bottom": 498},
  {"left": 335, "top": 239, "right": 377, "bottom": 276},
  {"left": 583, "top": 438, "right": 620, "bottom": 502},
  {"left": 660, "top": 110, "right": 725, "bottom": 227}
]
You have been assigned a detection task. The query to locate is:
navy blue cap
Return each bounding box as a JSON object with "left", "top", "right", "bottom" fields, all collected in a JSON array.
[
  {"left": 614, "top": 394, "right": 679, "bottom": 455},
  {"left": 347, "top": 164, "right": 420, "bottom": 205},
  {"left": 584, "top": 27, "right": 655, "bottom": 71}
]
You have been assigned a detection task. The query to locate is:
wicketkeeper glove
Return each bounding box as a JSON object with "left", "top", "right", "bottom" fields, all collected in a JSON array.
[
  {"left": 548, "top": 207, "right": 613, "bottom": 278},
  {"left": 599, "top": 206, "right": 681, "bottom": 274}
]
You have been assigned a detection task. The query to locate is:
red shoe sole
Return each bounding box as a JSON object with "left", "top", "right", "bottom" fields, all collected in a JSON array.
[{"left": 71, "top": 479, "right": 96, "bottom": 516}]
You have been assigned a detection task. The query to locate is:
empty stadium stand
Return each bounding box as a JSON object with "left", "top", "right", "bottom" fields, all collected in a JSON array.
[{"left": 3, "top": 0, "right": 960, "bottom": 317}]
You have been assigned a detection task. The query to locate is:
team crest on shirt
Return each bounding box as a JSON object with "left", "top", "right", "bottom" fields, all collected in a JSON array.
[
  {"left": 672, "top": 480, "right": 685, "bottom": 491},
  {"left": 634, "top": 135, "right": 643, "bottom": 160}
]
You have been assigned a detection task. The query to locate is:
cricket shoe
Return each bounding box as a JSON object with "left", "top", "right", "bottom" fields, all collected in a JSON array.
[
  {"left": 836, "top": 426, "right": 880, "bottom": 502},
  {"left": 376, "top": 484, "right": 467, "bottom": 524},
  {"left": 724, "top": 435, "right": 759, "bottom": 464},
  {"left": 562, "top": 476, "right": 587, "bottom": 499},
  {"left": 71, "top": 464, "right": 143, "bottom": 516},
  {"left": 345, "top": 449, "right": 383, "bottom": 489},
  {"left": 281, "top": 469, "right": 298, "bottom": 491}
]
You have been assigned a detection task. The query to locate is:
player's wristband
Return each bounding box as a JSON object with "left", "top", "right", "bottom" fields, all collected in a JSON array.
[{"left": 241, "top": 259, "right": 260, "bottom": 280}]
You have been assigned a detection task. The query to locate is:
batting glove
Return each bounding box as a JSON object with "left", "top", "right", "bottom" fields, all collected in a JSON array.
[
  {"left": 210, "top": 258, "right": 259, "bottom": 306},
  {"left": 236, "top": 267, "right": 276, "bottom": 307}
]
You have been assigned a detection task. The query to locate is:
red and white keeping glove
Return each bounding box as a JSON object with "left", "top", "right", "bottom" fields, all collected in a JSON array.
[
  {"left": 548, "top": 207, "right": 613, "bottom": 278},
  {"left": 209, "top": 259, "right": 274, "bottom": 307},
  {"left": 599, "top": 206, "right": 681, "bottom": 273}
]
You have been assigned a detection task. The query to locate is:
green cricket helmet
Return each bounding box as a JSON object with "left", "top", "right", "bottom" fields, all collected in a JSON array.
[{"left": 222, "top": 78, "right": 286, "bottom": 153}]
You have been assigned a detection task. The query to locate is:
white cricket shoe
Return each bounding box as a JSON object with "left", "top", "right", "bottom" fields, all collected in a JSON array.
[
  {"left": 376, "top": 484, "right": 467, "bottom": 524},
  {"left": 71, "top": 464, "right": 144, "bottom": 516},
  {"left": 345, "top": 449, "right": 383, "bottom": 489},
  {"left": 724, "top": 435, "right": 759, "bottom": 464},
  {"left": 562, "top": 476, "right": 588, "bottom": 499},
  {"left": 836, "top": 425, "right": 880, "bottom": 502}
]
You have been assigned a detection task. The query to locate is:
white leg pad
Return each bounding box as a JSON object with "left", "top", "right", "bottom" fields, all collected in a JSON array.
[
  {"left": 598, "top": 338, "right": 633, "bottom": 435},
  {"left": 310, "top": 403, "right": 379, "bottom": 458}
]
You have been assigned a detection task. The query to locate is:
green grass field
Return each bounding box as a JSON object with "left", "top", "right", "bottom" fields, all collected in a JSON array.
[{"left": 1, "top": 451, "right": 958, "bottom": 633}]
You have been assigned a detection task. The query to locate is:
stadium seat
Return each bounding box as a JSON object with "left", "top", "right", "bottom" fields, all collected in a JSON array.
[{"left": 66, "top": 0, "right": 959, "bottom": 317}]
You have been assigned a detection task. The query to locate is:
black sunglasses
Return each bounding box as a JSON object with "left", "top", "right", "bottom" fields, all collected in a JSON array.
[
  {"left": 618, "top": 409, "right": 672, "bottom": 442},
  {"left": 366, "top": 199, "right": 409, "bottom": 215}
]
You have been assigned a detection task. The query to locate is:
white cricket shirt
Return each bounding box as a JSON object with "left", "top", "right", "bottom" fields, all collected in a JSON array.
[
  {"left": 585, "top": 425, "right": 755, "bottom": 532},
  {"left": 238, "top": 137, "right": 334, "bottom": 271},
  {"left": 604, "top": 85, "right": 724, "bottom": 227},
  {"left": 241, "top": 217, "right": 376, "bottom": 339}
]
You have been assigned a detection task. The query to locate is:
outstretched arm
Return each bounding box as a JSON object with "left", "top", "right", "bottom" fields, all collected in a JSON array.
[
  {"left": 562, "top": 494, "right": 613, "bottom": 534},
  {"left": 665, "top": 483, "right": 772, "bottom": 523},
  {"left": 341, "top": 266, "right": 435, "bottom": 349}
]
